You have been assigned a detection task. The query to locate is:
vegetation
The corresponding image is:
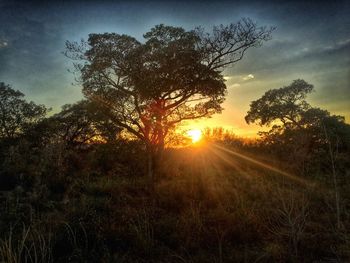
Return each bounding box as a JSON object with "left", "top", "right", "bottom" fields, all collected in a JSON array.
[
  {"left": 1, "top": 23, "right": 349, "bottom": 263},
  {"left": 64, "top": 19, "right": 273, "bottom": 182},
  {"left": 0, "top": 82, "right": 47, "bottom": 140}
]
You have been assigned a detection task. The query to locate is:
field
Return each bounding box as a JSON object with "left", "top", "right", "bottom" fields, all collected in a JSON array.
[{"left": 1, "top": 138, "right": 349, "bottom": 262}]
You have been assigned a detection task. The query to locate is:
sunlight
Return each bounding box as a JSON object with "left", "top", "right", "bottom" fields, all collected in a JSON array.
[
  {"left": 211, "top": 143, "right": 313, "bottom": 186},
  {"left": 187, "top": 129, "right": 202, "bottom": 143}
]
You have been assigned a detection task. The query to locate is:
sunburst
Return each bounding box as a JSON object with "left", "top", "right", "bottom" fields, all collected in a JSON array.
[{"left": 187, "top": 129, "right": 202, "bottom": 143}]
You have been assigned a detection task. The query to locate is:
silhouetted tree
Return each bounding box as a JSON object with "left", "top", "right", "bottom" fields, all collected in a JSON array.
[
  {"left": 51, "top": 100, "right": 122, "bottom": 146},
  {"left": 245, "top": 80, "right": 349, "bottom": 156},
  {"left": 25, "top": 100, "right": 122, "bottom": 149},
  {"left": 245, "top": 79, "right": 313, "bottom": 129},
  {"left": 0, "top": 82, "right": 47, "bottom": 140},
  {"left": 65, "top": 19, "right": 274, "bottom": 182}
]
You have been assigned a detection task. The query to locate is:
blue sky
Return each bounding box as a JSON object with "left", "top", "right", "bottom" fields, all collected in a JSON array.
[{"left": 0, "top": 0, "right": 349, "bottom": 136}]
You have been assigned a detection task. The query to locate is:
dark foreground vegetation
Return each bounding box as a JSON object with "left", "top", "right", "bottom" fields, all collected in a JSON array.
[{"left": 0, "top": 80, "right": 350, "bottom": 263}]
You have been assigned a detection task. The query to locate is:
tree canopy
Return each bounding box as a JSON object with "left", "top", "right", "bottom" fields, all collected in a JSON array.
[
  {"left": 27, "top": 100, "right": 122, "bottom": 148},
  {"left": 65, "top": 19, "right": 274, "bottom": 155},
  {"left": 245, "top": 79, "right": 350, "bottom": 176},
  {"left": 0, "top": 82, "right": 47, "bottom": 140},
  {"left": 245, "top": 79, "right": 314, "bottom": 128}
]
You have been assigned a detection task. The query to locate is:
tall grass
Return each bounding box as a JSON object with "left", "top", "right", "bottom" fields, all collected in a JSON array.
[{"left": 0, "top": 224, "right": 52, "bottom": 263}]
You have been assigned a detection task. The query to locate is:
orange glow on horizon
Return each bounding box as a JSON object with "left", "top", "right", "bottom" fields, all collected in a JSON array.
[
  {"left": 187, "top": 129, "right": 202, "bottom": 143},
  {"left": 182, "top": 117, "right": 263, "bottom": 139}
]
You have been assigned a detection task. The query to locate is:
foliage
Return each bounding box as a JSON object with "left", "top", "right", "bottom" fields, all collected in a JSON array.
[
  {"left": 1, "top": 22, "right": 350, "bottom": 263},
  {"left": 245, "top": 80, "right": 350, "bottom": 176},
  {"left": 0, "top": 82, "right": 47, "bottom": 140},
  {"left": 65, "top": 19, "right": 274, "bottom": 157},
  {"left": 245, "top": 79, "right": 313, "bottom": 128}
]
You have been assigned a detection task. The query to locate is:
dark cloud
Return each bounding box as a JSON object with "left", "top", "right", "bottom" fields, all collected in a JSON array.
[
  {"left": 0, "top": 3, "right": 62, "bottom": 72},
  {"left": 0, "top": 2, "right": 71, "bottom": 108}
]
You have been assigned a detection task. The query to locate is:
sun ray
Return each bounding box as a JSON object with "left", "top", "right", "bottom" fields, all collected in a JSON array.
[
  {"left": 210, "top": 143, "right": 314, "bottom": 186},
  {"left": 208, "top": 146, "right": 252, "bottom": 179}
]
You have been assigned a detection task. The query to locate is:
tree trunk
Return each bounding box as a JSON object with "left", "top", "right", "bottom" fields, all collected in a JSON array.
[
  {"left": 147, "top": 149, "right": 154, "bottom": 192},
  {"left": 146, "top": 143, "right": 164, "bottom": 193}
]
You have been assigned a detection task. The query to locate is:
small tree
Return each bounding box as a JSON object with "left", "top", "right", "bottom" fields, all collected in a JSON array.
[
  {"left": 0, "top": 82, "right": 47, "bottom": 140},
  {"left": 65, "top": 19, "right": 274, "bottom": 181}
]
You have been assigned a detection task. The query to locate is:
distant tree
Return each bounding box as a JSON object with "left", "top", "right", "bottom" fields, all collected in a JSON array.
[
  {"left": 245, "top": 80, "right": 350, "bottom": 160},
  {"left": 245, "top": 79, "right": 349, "bottom": 145},
  {"left": 51, "top": 100, "right": 122, "bottom": 146},
  {"left": 245, "top": 79, "right": 313, "bottom": 129},
  {"left": 0, "top": 82, "right": 47, "bottom": 140},
  {"left": 26, "top": 100, "right": 122, "bottom": 148},
  {"left": 65, "top": 19, "right": 274, "bottom": 181}
]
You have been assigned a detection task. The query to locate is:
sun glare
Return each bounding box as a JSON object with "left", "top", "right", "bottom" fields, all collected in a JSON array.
[{"left": 187, "top": 129, "right": 202, "bottom": 143}]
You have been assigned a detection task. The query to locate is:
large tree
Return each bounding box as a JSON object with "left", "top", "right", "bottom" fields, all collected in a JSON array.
[{"left": 65, "top": 19, "right": 274, "bottom": 180}]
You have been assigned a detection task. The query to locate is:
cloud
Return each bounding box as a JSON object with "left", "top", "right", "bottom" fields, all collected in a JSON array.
[
  {"left": 322, "top": 38, "right": 350, "bottom": 53},
  {"left": 0, "top": 40, "right": 8, "bottom": 48},
  {"left": 285, "top": 38, "right": 350, "bottom": 60},
  {"left": 243, "top": 74, "right": 254, "bottom": 81},
  {"left": 230, "top": 83, "right": 241, "bottom": 88}
]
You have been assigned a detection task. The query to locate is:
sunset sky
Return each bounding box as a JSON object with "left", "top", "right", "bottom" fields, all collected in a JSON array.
[{"left": 0, "top": 0, "right": 349, "bottom": 137}]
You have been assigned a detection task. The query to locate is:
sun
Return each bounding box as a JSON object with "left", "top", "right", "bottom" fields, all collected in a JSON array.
[{"left": 187, "top": 129, "right": 202, "bottom": 143}]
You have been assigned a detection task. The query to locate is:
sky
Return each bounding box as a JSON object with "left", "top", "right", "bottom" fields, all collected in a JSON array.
[{"left": 0, "top": 0, "right": 349, "bottom": 137}]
